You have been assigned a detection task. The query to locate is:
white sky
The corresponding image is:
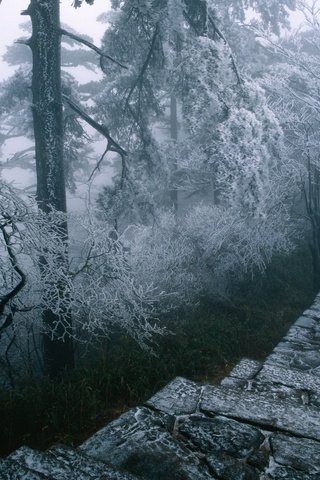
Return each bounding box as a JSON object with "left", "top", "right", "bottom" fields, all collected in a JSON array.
[{"left": 0, "top": 1, "right": 110, "bottom": 80}]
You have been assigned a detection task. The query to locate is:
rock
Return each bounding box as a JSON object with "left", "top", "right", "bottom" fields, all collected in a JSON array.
[
  {"left": 228, "top": 359, "right": 262, "bottom": 380},
  {"left": 81, "top": 406, "right": 213, "bottom": 480},
  {"left": 295, "top": 316, "right": 316, "bottom": 329},
  {"left": 178, "top": 414, "right": 264, "bottom": 458},
  {"left": 200, "top": 385, "right": 320, "bottom": 441},
  {"left": 47, "top": 445, "right": 140, "bottom": 479},
  {"left": 145, "top": 376, "right": 203, "bottom": 415},
  {"left": 256, "top": 364, "right": 320, "bottom": 396},
  {"left": 0, "top": 457, "right": 52, "bottom": 479},
  {"left": 270, "top": 432, "right": 320, "bottom": 475},
  {"left": 206, "top": 454, "right": 260, "bottom": 480},
  {"left": 7, "top": 445, "right": 138, "bottom": 480}
]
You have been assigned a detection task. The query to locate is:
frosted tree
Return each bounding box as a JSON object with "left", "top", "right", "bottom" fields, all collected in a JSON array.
[
  {"left": 258, "top": 1, "right": 320, "bottom": 289},
  {"left": 93, "top": 0, "right": 296, "bottom": 300},
  {"left": 0, "top": 0, "right": 128, "bottom": 376},
  {"left": 0, "top": 181, "right": 167, "bottom": 382},
  {"left": 0, "top": 23, "right": 98, "bottom": 191}
]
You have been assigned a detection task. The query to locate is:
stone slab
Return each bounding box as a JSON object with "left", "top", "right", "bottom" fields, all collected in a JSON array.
[
  {"left": 178, "top": 414, "right": 264, "bottom": 457},
  {"left": 8, "top": 447, "right": 69, "bottom": 480},
  {"left": 47, "top": 445, "right": 139, "bottom": 479},
  {"left": 256, "top": 364, "right": 320, "bottom": 395},
  {"left": 265, "top": 349, "right": 320, "bottom": 375},
  {"left": 145, "top": 376, "right": 203, "bottom": 415},
  {"left": 228, "top": 359, "right": 262, "bottom": 380},
  {"left": 295, "top": 316, "right": 317, "bottom": 329},
  {"left": 284, "top": 325, "right": 320, "bottom": 347},
  {"left": 0, "top": 458, "right": 52, "bottom": 480},
  {"left": 270, "top": 432, "right": 320, "bottom": 475},
  {"left": 206, "top": 454, "right": 260, "bottom": 479},
  {"left": 81, "top": 406, "right": 213, "bottom": 480},
  {"left": 264, "top": 466, "right": 317, "bottom": 479},
  {"left": 201, "top": 385, "right": 320, "bottom": 441}
]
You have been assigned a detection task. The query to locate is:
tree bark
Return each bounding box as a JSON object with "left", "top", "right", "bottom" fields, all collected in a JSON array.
[
  {"left": 170, "top": 94, "right": 179, "bottom": 214},
  {"left": 26, "top": 0, "right": 74, "bottom": 376}
]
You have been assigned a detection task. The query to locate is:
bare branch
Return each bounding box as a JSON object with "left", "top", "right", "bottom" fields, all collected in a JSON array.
[
  {"left": 88, "top": 145, "right": 109, "bottom": 182},
  {"left": 0, "top": 225, "right": 26, "bottom": 329}
]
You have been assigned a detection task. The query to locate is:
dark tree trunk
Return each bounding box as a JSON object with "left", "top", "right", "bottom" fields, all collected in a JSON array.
[
  {"left": 170, "top": 94, "right": 179, "bottom": 214},
  {"left": 26, "top": 0, "right": 74, "bottom": 375}
]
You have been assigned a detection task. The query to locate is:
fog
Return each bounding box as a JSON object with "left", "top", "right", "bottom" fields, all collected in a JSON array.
[{"left": 0, "top": 1, "right": 113, "bottom": 209}]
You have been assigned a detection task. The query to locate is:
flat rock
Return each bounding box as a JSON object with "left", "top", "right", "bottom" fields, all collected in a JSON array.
[
  {"left": 8, "top": 447, "right": 70, "bottom": 480},
  {"left": 220, "top": 376, "right": 247, "bottom": 388},
  {"left": 145, "top": 376, "right": 203, "bottom": 415},
  {"left": 284, "top": 325, "right": 320, "bottom": 347},
  {"left": 228, "top": 359, "right": 262, "bottom": 380},
  {"left": 201, "top": 385, "right": 320, "bottom": 441},
  {"left": 47, "top": 445, "right": 139, "bottom": 479},
  {"left": 81, "top": 406, "right": 213, "bottom": 480},
  {"left": 206, "top": 454, "right": 260, "bottom": 479},
  {"left": 303, "top": 308, "right": 320, "bottom": 319},
  {"left": 263, "top": 463, "right": 317, "bottom": 479},
  {"left": 221, "top": 377, "right": 308, "bottom": 407},
  {"left": 0, "top": 458, "right": 52, "bottom": 479},
  {"left": 295, "top": 316, "right": 317, "bottom": 329},
  {"left": 270, "top": 432, "right": 320, "bottom": 475},
  {"left": 265, "top": 349, "right": 320, "bottom": 374},
  {"left": 178, "top": 414, "right": 264, "bottom": 458},
  {"left": 256, "top": 364, "right": 320, "bottom": 395}
]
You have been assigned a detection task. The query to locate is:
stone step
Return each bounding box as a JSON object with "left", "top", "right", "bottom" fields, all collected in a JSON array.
[
  {"left": 81, "top": 405, "right": 214, "bottom": 480},
  {"left": 269, "top": 432, "right": 320, "bottom": 475},
  {"left": 256, "top": 363, "right": 320, "bottom": 396},
  {"left": 200, "top": 384, "right": 320, "bottom": 441},
  {"left": 47, "top": 444, "right": 140, "bottom": 479},
  {"left": 221, "top": 360, "right": 320, "bottom": 407},
  {"left": 227, "top": 358, "right": 262, "bottom": 380},
  {"left": 145, "top": 376, "right": 203, "bottom": 415},
  {"left": 0, "top": 457, "right": 53, "bottom": 479},
  {"left": 7, "top": 445, "right": 138, "bottom": 480}
]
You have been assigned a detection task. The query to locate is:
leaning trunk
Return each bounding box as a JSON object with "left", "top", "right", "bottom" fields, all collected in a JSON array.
[{"left": 26, "top": 0, "right": 74, "bottom": 375}]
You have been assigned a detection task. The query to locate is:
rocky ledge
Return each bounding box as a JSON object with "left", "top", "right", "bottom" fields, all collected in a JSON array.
[{"left": 2, "top": 295, "right": 320, "bottom": 479}]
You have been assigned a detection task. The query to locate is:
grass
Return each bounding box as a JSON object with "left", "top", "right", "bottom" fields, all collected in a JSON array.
[{"left": 0, "top": 244, "right": 314, "bottom": 456}]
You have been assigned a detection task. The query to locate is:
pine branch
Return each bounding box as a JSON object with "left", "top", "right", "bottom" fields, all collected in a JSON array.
[
  {"left": 63, "top": 94, "right": 127, "bottom": 157},
  {"left": 208, "top": 15, "right": 243, "bottom": 87},
  {"left": 60, "top": 28, "right": 128, "bottom": 70},
  {"left": 125, "top": 24, "right": 159, "bottom": 110}
]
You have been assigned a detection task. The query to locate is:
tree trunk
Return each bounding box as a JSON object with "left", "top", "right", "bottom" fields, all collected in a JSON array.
[
  {"left": 26, "top": 0, "right": 74, "bottom": 375},
  {"left": 170, "top": 94, "right": 179, "bottom": 214}
]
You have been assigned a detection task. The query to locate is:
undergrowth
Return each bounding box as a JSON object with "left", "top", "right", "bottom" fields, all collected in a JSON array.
[{"left": 0, "top": 244, "right": 314, "bottom": 456}]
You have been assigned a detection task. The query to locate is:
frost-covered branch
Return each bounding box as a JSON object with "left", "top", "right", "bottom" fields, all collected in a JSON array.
[
  {"left": 60, "top": 28, "right": 128, "bottom": 70},
  {"left": 63, "top": 94, "right": 127, "bottom": 161}
]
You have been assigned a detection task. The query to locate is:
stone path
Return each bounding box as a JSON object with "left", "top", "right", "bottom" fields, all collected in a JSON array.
[{"left": 2, "top": 295, "right": 320, "bottom": 479}]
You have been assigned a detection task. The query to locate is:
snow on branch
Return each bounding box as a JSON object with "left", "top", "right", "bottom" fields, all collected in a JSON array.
[
  {"left": 60, "top": 28, "right": 128, "bottom": 70},
  {"left": 63, "top": 95, "right": 126, "bottom": 155}
]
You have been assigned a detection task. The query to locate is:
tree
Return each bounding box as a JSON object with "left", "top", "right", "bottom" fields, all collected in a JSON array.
[
  {"left": 18, "top": 0, "right": 74, "bottom": 376},
  {"left": 93, "top": 0, "right": 296, "bottom": 300},
  {"left": 0, "top": 22, "right": 97, "bottom": 191},
  {"left": 258, "top": 4, "right": 320, "bottom": 290},
  {"left": 1, "top": 0, "right": 181, "bottom": 378}
]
